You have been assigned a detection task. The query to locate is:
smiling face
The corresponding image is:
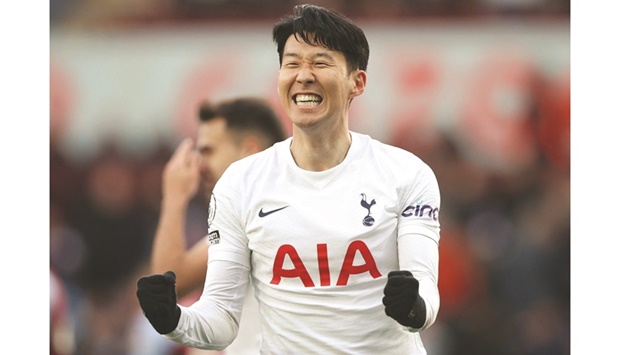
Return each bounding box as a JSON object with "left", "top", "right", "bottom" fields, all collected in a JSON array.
[{"left": 277, "top": 34, "right": 366, "bottom": 132}]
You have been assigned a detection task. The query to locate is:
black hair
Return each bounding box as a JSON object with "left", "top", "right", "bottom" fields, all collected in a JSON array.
[
  {"left": 198, "top": 97, "right": 286, "bottom": 147},
  {"left": 272, "top": 4, "right": 369, "bottom": 73}
]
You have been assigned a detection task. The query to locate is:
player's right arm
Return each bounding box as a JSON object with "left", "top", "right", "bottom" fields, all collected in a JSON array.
[
  {"left": 141, "top": 158, "right": 253, "bottom": 350},
  {"left": 151, "top": 138, "right": 208, "bottom": 297}
]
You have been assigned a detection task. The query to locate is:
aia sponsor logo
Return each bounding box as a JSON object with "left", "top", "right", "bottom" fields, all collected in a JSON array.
[{"left": 270, "top": 240, "right": 381, "bottom": 287}]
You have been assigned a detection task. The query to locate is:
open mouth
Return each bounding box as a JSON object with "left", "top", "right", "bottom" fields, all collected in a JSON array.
[{"left": 294, "top": 94, "right": 323, "bottom": 107}]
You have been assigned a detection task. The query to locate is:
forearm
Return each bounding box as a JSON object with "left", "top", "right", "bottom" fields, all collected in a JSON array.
[
  {"left": 164, "top": 304, "right": 238, "bottom": 350},
  {"left": 163, "top": 259, "right": 250, "bottom": 349},
  {"left": 398, "top": 233, "right": 440, "bottom": 331},
  {"left": 151, "top": 197, "right": 194, "bottom": 295}
]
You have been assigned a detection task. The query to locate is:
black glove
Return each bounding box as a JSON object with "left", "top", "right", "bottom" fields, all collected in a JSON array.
[
  {"left": 136, "top": 270, "right": 182, "bottom": 334},
  {"left": 382, "top": 270, "right": 427, "bottom": 329}
]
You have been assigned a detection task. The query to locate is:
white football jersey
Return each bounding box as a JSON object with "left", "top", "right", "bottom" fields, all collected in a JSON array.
[{"left": 166, "top": 131, "right": 441, "bottom": 354}]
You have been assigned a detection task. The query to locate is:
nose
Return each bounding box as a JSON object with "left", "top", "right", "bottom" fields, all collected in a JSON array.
[
  {"left": 296, "top": 64, "right": 315, "bottom": 85},
  {"left": 198, "top": 156, "right": 210, "bottom": 175}
]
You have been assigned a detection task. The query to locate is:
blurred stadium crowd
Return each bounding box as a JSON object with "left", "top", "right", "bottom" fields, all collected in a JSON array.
[
  {"left": 51, "top": 0, "right": 570, "bottom": 27},
  {"left": 50, "top": 1, "right": 570, "bottom": 354}
]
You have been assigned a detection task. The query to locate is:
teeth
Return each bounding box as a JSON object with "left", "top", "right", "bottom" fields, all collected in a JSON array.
[{"left": 295, "top": 94, "right": 322, "bottom": 106}]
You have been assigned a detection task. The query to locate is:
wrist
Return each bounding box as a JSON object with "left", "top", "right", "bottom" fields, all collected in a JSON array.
[{"left": 154, "top": 305, "right": 182, "bottom": 335}]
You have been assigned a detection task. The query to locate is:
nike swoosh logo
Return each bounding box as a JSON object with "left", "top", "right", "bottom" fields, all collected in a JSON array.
[{"left": 258, "top": 206, "right": 289, "bottom": 217}]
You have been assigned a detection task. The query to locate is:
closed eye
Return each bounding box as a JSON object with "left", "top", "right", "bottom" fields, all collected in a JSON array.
[{"left": 283, "top": 62, "right": 300, "bottom": 69}]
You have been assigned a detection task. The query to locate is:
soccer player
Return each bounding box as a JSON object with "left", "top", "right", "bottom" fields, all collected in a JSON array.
[
  {"left": 149, "top": 97, "right": 286, "bottom": 353},
  {"left": 137, "top": 4, "right": 441, "bottom": 354}
]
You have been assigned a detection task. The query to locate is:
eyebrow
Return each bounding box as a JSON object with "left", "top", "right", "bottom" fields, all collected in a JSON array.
[{"left": 282, "top": 52, "right": 336, "bottom": 61}]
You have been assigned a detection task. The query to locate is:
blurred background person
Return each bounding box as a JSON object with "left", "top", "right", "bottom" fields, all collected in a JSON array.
[{"left": 149, "top": 97, "right": 286, "bottom": 354}]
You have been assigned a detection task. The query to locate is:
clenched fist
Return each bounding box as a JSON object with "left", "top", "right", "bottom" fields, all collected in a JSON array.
[
  {"left": 136, "top": 271, "right": 181, "bottom": 334},
  {"left": 382, "top": 270, "right": 427, "bottom": 329}
]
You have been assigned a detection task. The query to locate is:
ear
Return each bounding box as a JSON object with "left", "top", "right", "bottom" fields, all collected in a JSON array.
[{"left": 350, "top": 70, "right": 367, "bottom": 99}]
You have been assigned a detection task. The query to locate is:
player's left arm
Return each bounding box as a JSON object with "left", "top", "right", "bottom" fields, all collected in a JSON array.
[
  {"left": 386, "top": 233, "right": 439, "bottom": 331},
  {"left": 383, "top": 161, "right": 440, "bottom": 332}
]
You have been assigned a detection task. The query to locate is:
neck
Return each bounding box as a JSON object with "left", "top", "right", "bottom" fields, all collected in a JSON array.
[{"left": 289, "top": 128, "right": 352, "bottom": 172}]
